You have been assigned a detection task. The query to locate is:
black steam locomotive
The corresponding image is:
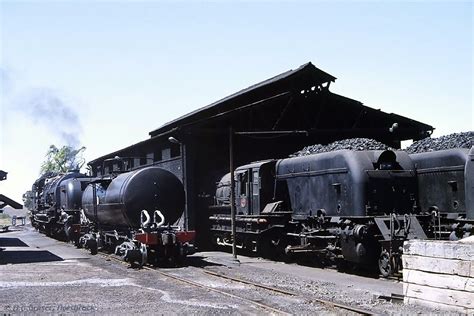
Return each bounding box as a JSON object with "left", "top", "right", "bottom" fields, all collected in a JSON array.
[
  {"left": 209, "top": 147, "right": 474, "bottom": 276},
  {"left": 30, "top": 171, "right": 91, "bottom": 241},
  {"left": 29, "top": 165, "right": 195, "bottom": 266}
]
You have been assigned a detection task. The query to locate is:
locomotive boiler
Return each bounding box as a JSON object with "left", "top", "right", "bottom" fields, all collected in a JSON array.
[
  {"left": 79, "top": 166, "right": 195, "bottom": 266},
  {"left": 210, "top": 149, "right": 433, "bottom": 276}
]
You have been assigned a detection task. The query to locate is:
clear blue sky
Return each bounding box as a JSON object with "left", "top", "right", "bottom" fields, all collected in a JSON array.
[{"left": 0, "top": 0, "right": 472, "bottom": 202}]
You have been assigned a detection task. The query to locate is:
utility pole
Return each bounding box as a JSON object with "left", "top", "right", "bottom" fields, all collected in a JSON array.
[{"left": 229, "top": 126, "right": 237, "bottom": 260}]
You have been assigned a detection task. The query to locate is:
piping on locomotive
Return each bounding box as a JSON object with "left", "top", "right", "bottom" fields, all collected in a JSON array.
[{"left": 209, "top": 147, "right": 474, "bottom": 277}]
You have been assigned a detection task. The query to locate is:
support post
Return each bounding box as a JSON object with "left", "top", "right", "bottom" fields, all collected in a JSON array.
[
  {"left": 229, "top": 126, "right": 237, "bottom": 259},
  {"left": 181, "top": 142, "right": 188, "bottom": 230},
  {"left": 168, "top": 136, "right": 188, "bottom": 230}
]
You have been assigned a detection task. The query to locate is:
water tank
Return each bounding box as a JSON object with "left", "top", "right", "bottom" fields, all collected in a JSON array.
[{"left": 82, "top": 167, "right": 184, "bottom": 228}]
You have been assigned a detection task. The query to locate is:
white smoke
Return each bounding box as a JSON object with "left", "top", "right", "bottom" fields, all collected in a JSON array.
[
  {"left": 1, "top": 67, "right": 83, "bottom": 148},
  {"left": 17, "top": 88, "right": 82, "bottom": 148},
  {"left": 0, "top": 66, "right": 84, "bottom": 202}
]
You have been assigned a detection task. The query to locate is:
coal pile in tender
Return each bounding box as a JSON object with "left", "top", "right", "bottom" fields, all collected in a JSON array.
[
  {"left": 291, "top": 138, "right": 390, "bottom": 157},
  {"left": 406, "top": 131, "right": 473, "bottom": 154}
]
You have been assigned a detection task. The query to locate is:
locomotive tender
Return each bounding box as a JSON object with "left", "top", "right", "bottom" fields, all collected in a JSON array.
[
  {"left": 29, "top": 165, "right": 195, "bottom": 266},
  {"left": 80, "top": 166, "right": 195, "bottom": 265},
  {"left": 410, "top": 147, "right": 474, "bottom": 240},
  {"left": 209, "top": 147, "right": 474, "bottom": 276}
]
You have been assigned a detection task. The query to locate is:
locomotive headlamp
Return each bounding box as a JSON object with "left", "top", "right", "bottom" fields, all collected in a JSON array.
[
  {"left": 168, "top": 136, "right": 181, "bottom": 144},
  {"left": 389, "top": 122, "right": 399, "bottom": 133}
]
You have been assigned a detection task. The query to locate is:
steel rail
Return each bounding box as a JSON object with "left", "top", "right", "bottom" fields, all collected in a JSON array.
[
  {"left": 99, "top": 252, "right": 374, "bottom": 315},
  {"left": 202, "top": 269, "right": 296, "bottom": 296},
  {"left": 144, "top": 266, "right": 290, "bottom": 315},
  {"left": 200, "top": 268, "right": 375, "bottom": 316},
  {"left": 99, "top": 253, "right": 290, "bottom": 315}
]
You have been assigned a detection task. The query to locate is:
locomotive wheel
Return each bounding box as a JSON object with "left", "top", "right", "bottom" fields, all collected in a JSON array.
[
  {"left": 87, "top": 239, "right": 98, "bottom": 255},
  {"left": 139, "top": 243, "right": 148, "bottom": 268},
  {"left": 74, "top": 238, "right": 82, "bottom": 248},
  {"left": 391, "top": 254, "right": 400, "bottom": 274},
  {"left": 64, "top": 223, "right": 74, "bottom": 242},
  {"left": 378, "top": 250, "right": 392, "bottom": 278}
]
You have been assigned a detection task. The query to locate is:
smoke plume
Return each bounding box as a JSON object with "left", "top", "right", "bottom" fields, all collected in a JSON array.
[
  {"left": 1, "top": 67, "right": 82, "bottom": 148},
  {"left": 16, "top": 88, "right": 82, "bottom": 148},
  {"left": 0, "top": 67, "right": 12, "bottom": 95}
]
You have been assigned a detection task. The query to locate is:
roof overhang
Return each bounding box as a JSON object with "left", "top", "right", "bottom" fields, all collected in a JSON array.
[{"left": 149, "top": 62, "right": 336, "bottom": 137}]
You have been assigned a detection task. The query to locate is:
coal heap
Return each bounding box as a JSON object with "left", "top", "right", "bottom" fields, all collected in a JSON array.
[
  {"left": 406, "top": 132, "right": 473, "bottom": 154},
  {"left": 290, "top": 138, "right": 390, "bottom": 157}
]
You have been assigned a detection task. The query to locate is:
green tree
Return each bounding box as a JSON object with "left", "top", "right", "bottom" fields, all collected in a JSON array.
[
  {"left": 22, "top": 190, "right": 34, "bottom": 211},
  {"left": 40, "top": 145, "right": 86, "bottom": 174}
]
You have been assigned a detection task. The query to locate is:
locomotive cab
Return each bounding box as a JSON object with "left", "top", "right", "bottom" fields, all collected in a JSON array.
[
  {"left": 234, "top": 160, "right": 277, "bottom": 216},
  {"left": 209, "top": 159, "right": 291, "bottom": 253}
]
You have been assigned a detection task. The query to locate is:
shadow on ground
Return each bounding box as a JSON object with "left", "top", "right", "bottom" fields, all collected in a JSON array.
[
  {"left": 185, "top": 255, "right": 223, "bottom": 268},
  {"left": 0, "top": 250, "right": 63, "bottom": 264},
  {"left": 0, "top": 237, "right": 28, "bottom": 247}
]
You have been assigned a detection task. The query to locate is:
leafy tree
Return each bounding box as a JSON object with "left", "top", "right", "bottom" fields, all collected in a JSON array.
[
  {"left": 40, "top": 145, "right": 86, "bottom": 174},
  {"left": 23, "top": 190, "right": 34, "bottom": 211}
]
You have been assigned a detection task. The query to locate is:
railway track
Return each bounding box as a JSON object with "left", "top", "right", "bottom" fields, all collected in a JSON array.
[
  {"left": 100, "top": 253, "right": 289, "bottom": 314},
  {"left": 99, "top": 252, "right": 375, "bottom": 315},
  {"left": 200, "top": 268, "right": 375, "bottom": 315},
  {"left": 145, "top": 265, "right": 290, "bottom": 315}
]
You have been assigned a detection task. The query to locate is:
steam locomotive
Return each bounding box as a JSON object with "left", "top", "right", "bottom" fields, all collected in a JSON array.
[
  {"left": 209, "top": 147, "right": 474, "bottom": 276},
  {"left": 29, "top": 165, "right": 195, "bottom": 266},
  {"left": 30, "top": 170, "right": 90, "bottom": 241}
]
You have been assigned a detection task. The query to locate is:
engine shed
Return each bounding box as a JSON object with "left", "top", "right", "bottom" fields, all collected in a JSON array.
[{"left": 87, "top": 62, "right": 434, "bottom": 244}]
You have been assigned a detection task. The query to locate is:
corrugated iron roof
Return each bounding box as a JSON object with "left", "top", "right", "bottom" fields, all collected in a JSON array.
[{"left": 149, "top": 62, "right": 336, "bottom": 137}]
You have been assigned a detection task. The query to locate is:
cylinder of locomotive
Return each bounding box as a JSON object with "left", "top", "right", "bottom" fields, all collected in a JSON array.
[{"left": 82, "top": 167, "right": 184, "bottom": 228}]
